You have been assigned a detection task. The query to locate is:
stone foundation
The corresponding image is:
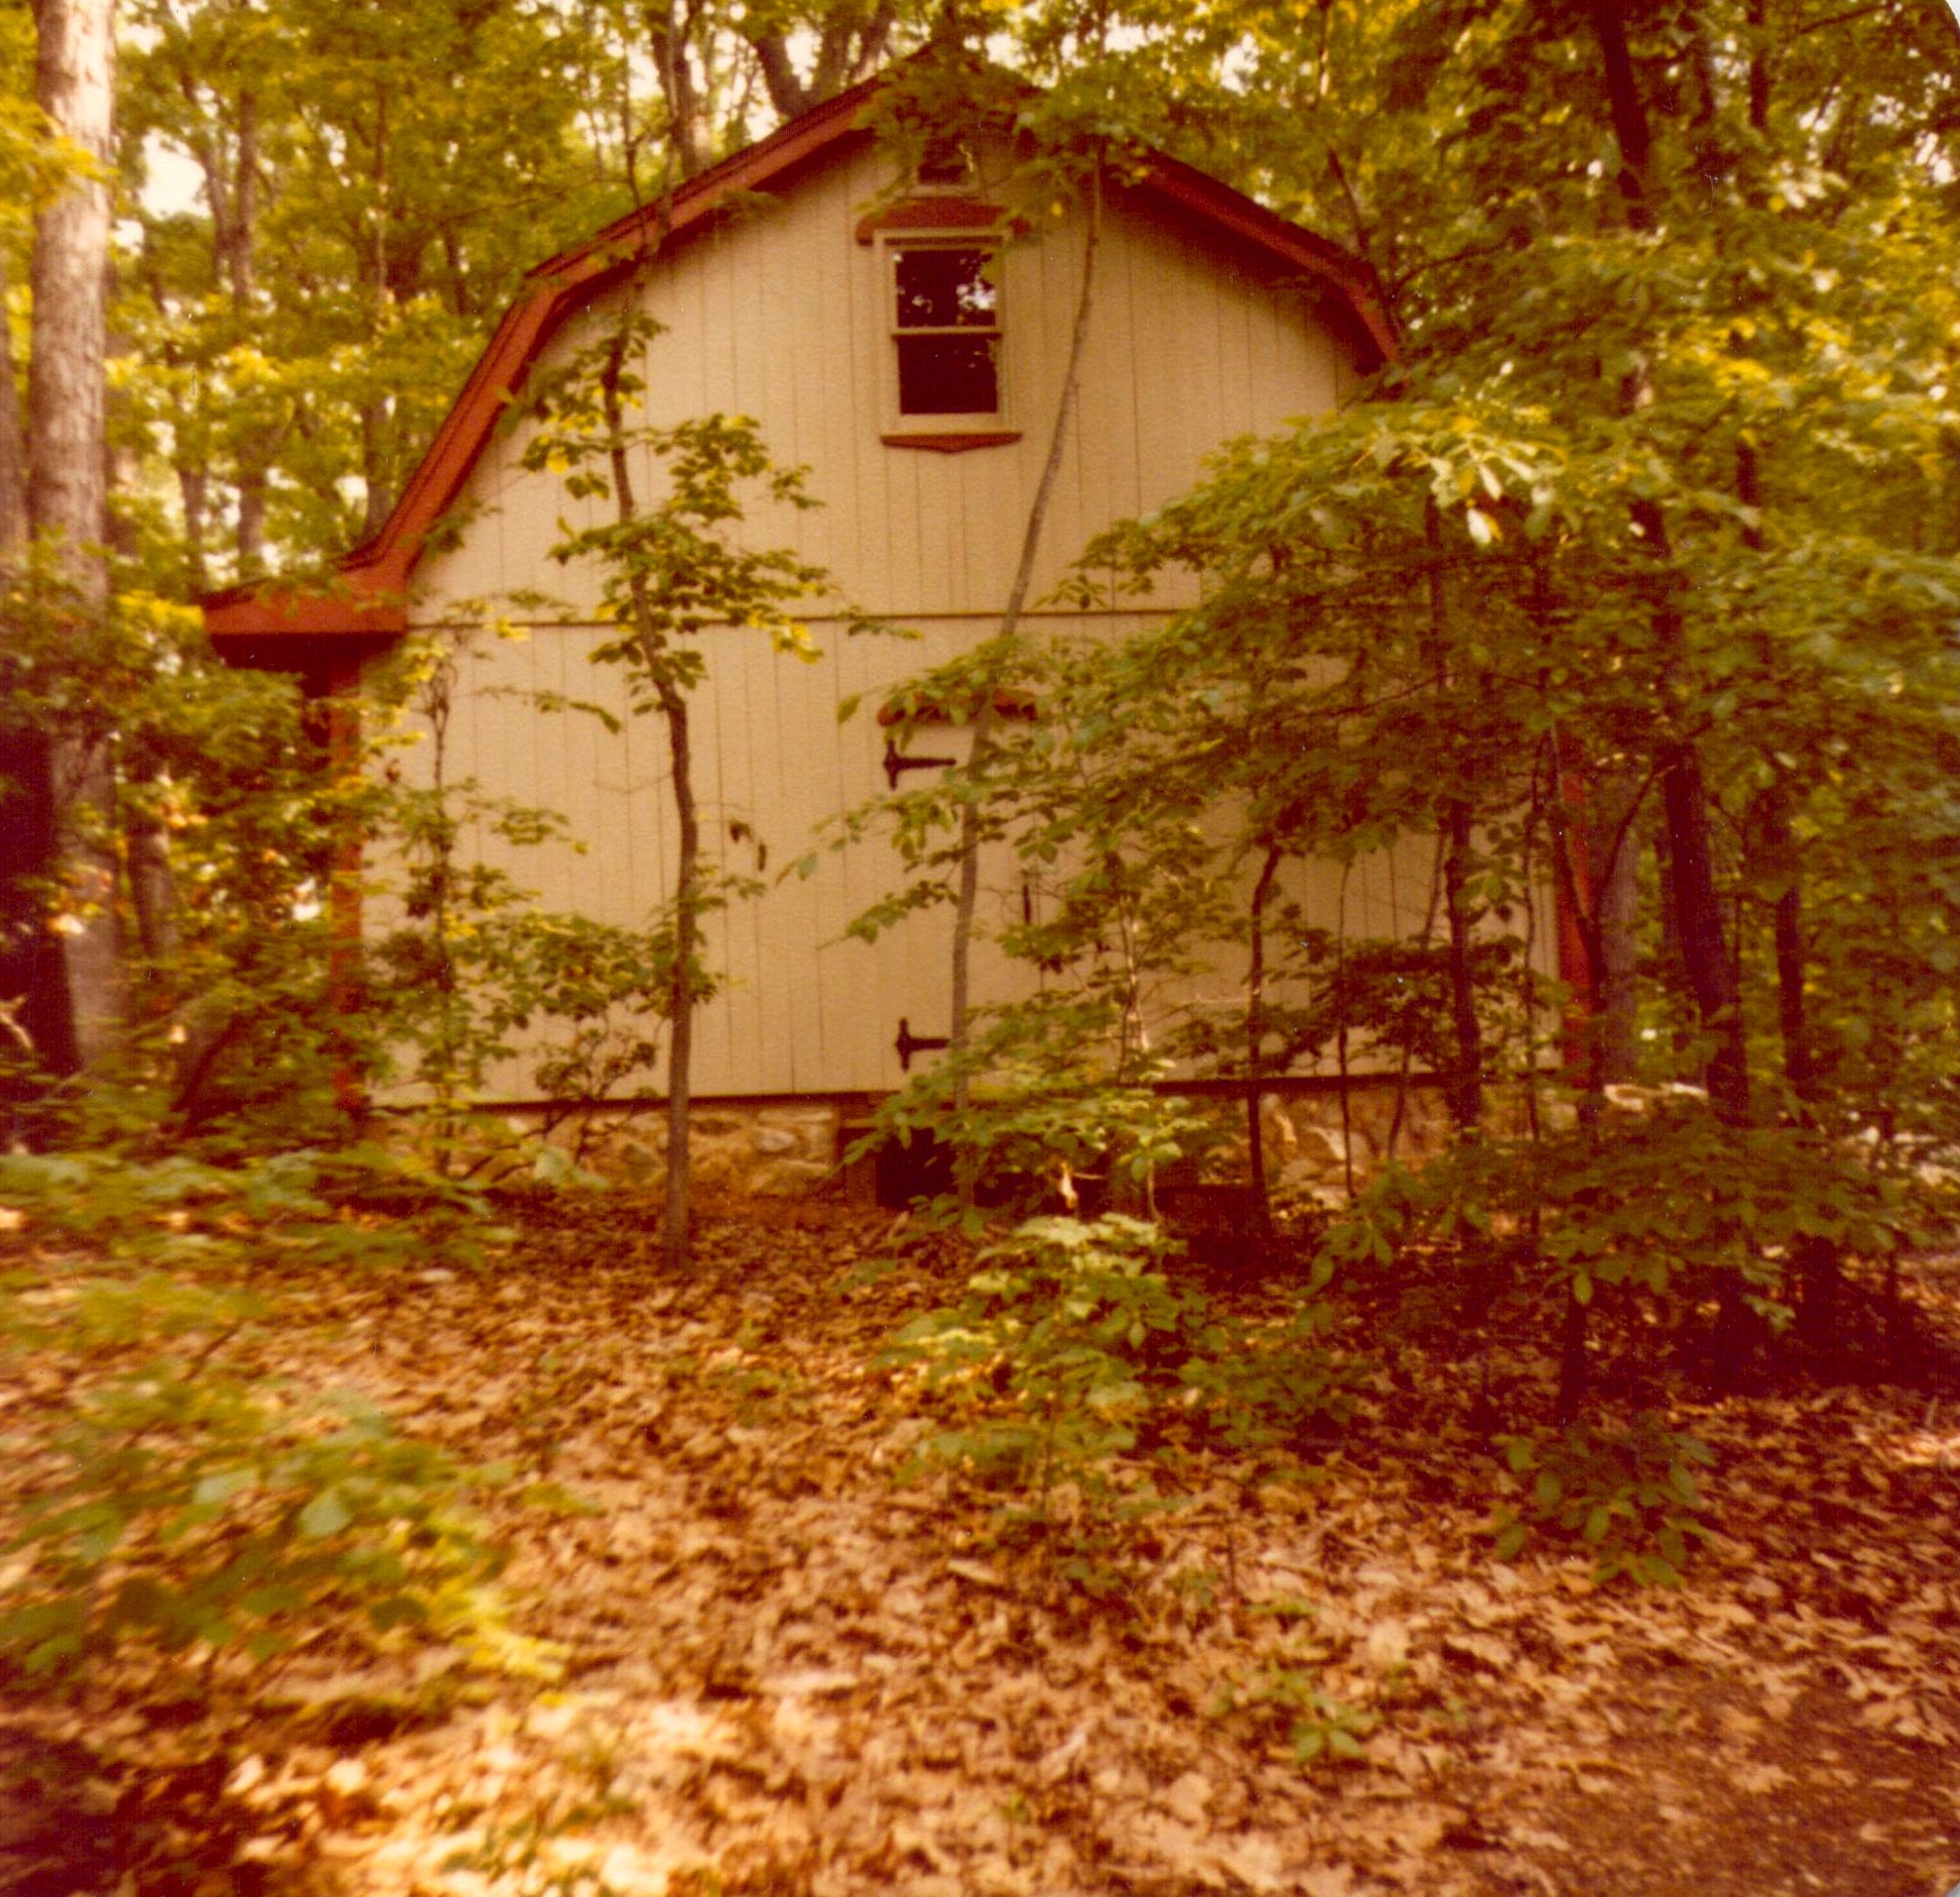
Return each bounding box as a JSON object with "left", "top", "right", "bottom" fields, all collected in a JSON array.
[
  {"left": 460, "top": 1100, "right": 848, "bottom": 1198},
  {"left": 455, "top": 1080, "right": 1467, "bottom": 1207},
  {"left": 1250, "top": 1085, "right": 1455, "bottom": 1208}
]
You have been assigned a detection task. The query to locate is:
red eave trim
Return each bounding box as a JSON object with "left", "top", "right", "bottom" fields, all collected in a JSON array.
[
  {"left": 1133, "top": 154, "right": 1397, "bottom": 370},
  {"left": 202, "top": 586, "right": 407, "bottom": 639},
  {"left": 854, "top": 195, "right": 1020, "bottom": 242},
  {"left": 880, "top": 430, "right": 1022, "bottom": 453},
  {"left": 321, "top": 78, "right": 889, "bottom": 601}
]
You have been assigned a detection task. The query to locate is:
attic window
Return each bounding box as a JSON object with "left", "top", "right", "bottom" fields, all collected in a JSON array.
[{"left": 891, "top": 243, "right": 1000, "bottom": 418}]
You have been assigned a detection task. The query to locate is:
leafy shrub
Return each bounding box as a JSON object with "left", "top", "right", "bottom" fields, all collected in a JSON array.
[
  {"left": 883, "top": 1216, "right": 1194, "bottom": 1488},
  {"left": 2, "top": 1364, "right": 509, "bottom": 1680},
  {"left": 853, "top": 1021, "right": 1223, "bottom": 1231},
  {"left": 881, "top": 1215, "right": 1360, "bottom": 1527},
  {"left": 1491, "top": 1414, "right": 1714, "bottom": 1586},
  {"left": 0, "top": 1143, "right": 509, "bottom": 1274},
  {"left": 1311, "top": 1099, "right": 1912, "bottom": 1390},
  {"left": 0, "top": 1150, "right": 536, "bottom": 1688},
  {"left": 1213, "top": 1664, "right": 1375, "bottom": 1767}
]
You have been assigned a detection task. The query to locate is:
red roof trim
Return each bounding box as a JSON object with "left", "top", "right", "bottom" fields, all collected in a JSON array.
[
  {"left": 1132, "top": 154, "right": 1398, "bottom": 369},
  {"left": 199, "top": 73, "right": 1394, "bottom": 648},
  {"left": 853, "top": 195, "right": 1016, "bottom": 242},
  {"left": 202, "top": 585, "right": 407, "bottom": 639}
]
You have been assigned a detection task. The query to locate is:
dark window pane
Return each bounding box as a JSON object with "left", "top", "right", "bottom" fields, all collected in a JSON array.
[
  {"left": 895, "top": 249, "right": 996, "bottom": 328},
  {"left": 897, "top": 335, "right": 999, "bottom": 415}
]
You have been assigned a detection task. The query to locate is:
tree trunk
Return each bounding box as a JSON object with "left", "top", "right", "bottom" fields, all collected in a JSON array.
[
  {"left": 1586, "top": 769, "right": 1643, "bottom": 1086},
  {"left": 27, "top": 0, "right": 122, "bottom": 1074},
  {"left": 237, "top": 460, "right": 269, "bottom": 573},
  {"left": 178, "top": 463, "right": 209, "bottom": 593},
  {"left": 0, "top": 250, "right": 25, "bottom": 558},
  {"left": 361, "top": 399, "right": 392, "bottom": 539},
  {"left": 595, "top": 322, "right": 700, "bottom": 1269},
  {"left": 28, "top": 0, "right": 114, "bottom": 569},
  {"left": 1736, "top": 430, "right": 1840, "bottom": 1344},
  {"left": 658, "top": 679, "right": 699, "bottom": 1268},
  {"left": 1441, "top": 799, "right": 1484, "bottom": 1135},
  {"left": 0, "top": 253, "right": 55, "bottom": 1076},
  {"left": 1422, "top": 497, "right": 1483, "bottom": 1135},
  {"left": 748, "top": 2, "right": 896, "bottom": 120},
  {"left": 647, "top": 0, "right": 711, "bottom": 180},
  {"left": 947, "top": 164, "right": 1103, "bottom": 1201},
  {"left": 1655, "top": 731, "right": 1746, "bottom": 1124},
  {"left": 1246, "top": 840, "right": 1284, "bottom": 1234}
]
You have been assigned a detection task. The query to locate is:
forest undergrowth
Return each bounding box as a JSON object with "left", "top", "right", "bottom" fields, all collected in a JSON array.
[{"left": 1, "top": 1189, "right": 1956, "bottom": 1897}]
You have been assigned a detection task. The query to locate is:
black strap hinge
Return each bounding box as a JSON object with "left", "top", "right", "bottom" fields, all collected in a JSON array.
[
  {"left": 895, "top": 1017, "right": 950, "bottom": 1072},
  {"left": 883, "top": 736, "right": 957, "bottom": 790}
]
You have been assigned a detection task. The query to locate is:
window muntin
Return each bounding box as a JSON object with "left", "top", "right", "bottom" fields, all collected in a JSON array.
[{"left": 890, "top": 243, "right": 1001, "bottom": 420}]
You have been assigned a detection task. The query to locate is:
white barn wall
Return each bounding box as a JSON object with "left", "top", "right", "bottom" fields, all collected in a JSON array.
[
  {"left": 378, "top": 613, "right": 1131, "bottom": 1099},
  {"left": 373, "top": 612, "right": 1482, "bottom": 1104},
  {"left": 389, "top": 138, "right": 1369, "bottom": 1105},
  {"left": 411, "top": 142, "right": 1343, "bottom": 630}
]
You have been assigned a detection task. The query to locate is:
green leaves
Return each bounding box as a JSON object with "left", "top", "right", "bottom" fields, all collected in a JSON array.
[
  {"left": 1214, "top": 1665, "right": 1376, "bottom": 1770},
  {"left": 882, "top": 1213, "right": 1359, "bottom": 1550},
  {"left": 1493, "top": 1417, "right": 1715, "bottom": 1588},
  {"left": 0, "top": 1154, "right": 520, "bottom": 1685}
]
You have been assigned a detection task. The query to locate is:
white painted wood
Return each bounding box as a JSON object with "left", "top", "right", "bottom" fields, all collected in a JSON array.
[
  {"left": 393, "top": 138, "right": 1395, "bottom": 1101},
  {"left": 411, "top": 141, "right": 1347, "bottom": 630}
]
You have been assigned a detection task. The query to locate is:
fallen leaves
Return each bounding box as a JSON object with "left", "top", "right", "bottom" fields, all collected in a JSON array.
[{"left": 1, "top": 1196, "right": 1957, "bottom": 1897}]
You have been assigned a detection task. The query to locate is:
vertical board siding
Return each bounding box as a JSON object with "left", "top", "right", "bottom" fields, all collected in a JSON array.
[
  {"left": 400, "top": 140, "right": 1370, "bottom": 1100},
  {"left": 412, "top": 144, "right": 1344, "bottom": 628}
]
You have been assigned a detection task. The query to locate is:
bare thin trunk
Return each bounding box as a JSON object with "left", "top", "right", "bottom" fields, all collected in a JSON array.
[
  {"left": 28, "top": 0, "right": 122, "bottom": 1073},
  {"left": 1246, "top": 840, "right": 1283, "bottom": 1234},
  {"left": 948, "top": 165, "right": 1103, "bottom": 1201},
  {"left": 1736, "top": 427, "right": 1838, "bottom": 1340},
  {"left": 1334, "top": 863, "right": 1356, "bottom": 1203},
  {"left": 597, "top": 326, "right": 699, "bottom": 1267},
  {"left": 1441, "top": 801, "right": 1484, "bottom": 1134},
  {"left": 1423, "top": 498, "right": 1483, "bottom": 1135},
  {"left": 659, "top": 682, "right": 698, "bottom": 1265}
]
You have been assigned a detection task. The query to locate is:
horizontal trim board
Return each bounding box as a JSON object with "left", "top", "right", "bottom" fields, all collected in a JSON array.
[{"left": 410, "top": 1074, "right": 1455, "bottom": 1116}]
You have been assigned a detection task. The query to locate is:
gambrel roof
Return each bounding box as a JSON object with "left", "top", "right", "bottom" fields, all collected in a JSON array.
[{"left": 202, "top": 71, "right": 1393, "bottom": 661}]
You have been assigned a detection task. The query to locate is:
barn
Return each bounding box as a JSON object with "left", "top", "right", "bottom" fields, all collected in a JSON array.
[{"left": 201, "top": 72, "right": 1437, "bottom": 1185}]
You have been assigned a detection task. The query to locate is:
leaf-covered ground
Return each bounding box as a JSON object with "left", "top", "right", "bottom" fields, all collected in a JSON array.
[{"left": 4, "top": 1194, "right": 1958, "bottom": 1897}]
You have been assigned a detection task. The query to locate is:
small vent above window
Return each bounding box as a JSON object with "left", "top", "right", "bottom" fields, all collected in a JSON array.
[{"left": 915, "top": 137, "right": 972, "bottom": 188}]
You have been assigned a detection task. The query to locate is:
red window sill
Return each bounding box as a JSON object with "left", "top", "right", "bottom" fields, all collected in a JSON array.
[{"left": 880, "top": 430, "right": 1022, "bottom": 453}]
